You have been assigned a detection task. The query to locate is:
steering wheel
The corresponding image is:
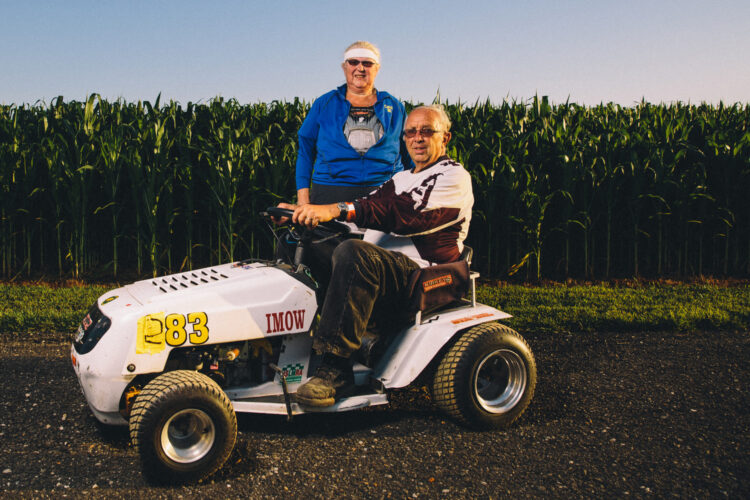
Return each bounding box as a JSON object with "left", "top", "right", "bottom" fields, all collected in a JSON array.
[{"left": 265, "top": 206, "right": 351, "bottom": 236}]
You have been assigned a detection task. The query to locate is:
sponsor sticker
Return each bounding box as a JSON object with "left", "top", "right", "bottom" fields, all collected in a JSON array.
[
  {"left": 451, "top": 312, "right": 494, "bottom": 325},
  {"left": 74, "top": 325, "right": 85, "bottom": 343},
  {"left": 422, "top": 274, "right": 453, "bottom": 292},
  {"left": 102, "top": 295, "right": 118, "bottom": 305},
  {"left": 280, "top": 363, "right": 304, "bottom": 383}
]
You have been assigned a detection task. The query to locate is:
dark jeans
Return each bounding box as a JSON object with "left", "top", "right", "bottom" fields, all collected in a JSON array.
[{"left": 312, "top": 239, "right": 421, "bottom": 358}]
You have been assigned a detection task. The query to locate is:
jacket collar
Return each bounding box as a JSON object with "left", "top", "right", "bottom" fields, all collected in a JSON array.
[{"left": 336, "top": 83, "right": 383, "bottom": 103}]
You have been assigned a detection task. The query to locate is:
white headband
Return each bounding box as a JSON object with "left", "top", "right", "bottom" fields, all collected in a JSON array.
[{"left": 343, "top": 48, "right": 380, "bottom": 64}]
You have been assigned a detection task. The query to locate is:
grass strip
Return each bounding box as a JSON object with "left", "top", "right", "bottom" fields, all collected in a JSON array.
[
  {"left": 1, "top": 284, "right": 108, "bottom": 339},
  {"left": 480, "top": 283, "right": 750, "bottom": 334},
  {"left": 1, "top": 283, "right": 748, "bottom": 340}
]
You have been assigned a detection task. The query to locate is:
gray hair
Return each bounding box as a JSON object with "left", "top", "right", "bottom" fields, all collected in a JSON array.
[{"left": 409, "top": 104, "right": 452, "bottom": 132}]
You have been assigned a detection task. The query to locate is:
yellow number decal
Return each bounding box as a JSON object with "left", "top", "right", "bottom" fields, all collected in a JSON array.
[
  {"left": 136, "top": 312, "right": 166, "bottom": 354},
  {"left": 165, "top": 313, "right": 187, "bottom": 346},
  {"left": 188, "top": 312, "right": 209, "bottom": 344}
]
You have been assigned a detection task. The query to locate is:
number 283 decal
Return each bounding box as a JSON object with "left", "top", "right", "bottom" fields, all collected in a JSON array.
[
  {"left": 165, "top": 312, "right": 209, "bottom": 345},
  {"left": 136, "top": 312, "right": 209, "bottom": 354}
]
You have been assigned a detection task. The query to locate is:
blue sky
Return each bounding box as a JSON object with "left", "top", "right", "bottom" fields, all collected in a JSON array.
[{"left": 1, "top": 0, "right": 748, "bottom": 106}]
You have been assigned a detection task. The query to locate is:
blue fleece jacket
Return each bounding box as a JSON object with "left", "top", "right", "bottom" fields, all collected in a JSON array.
[{"left": 295, "top": 84, "right": 410, "bottom": 191}]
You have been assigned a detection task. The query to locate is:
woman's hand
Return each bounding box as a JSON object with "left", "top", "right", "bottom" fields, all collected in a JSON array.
[{"left": 271, "top": 202, "right": 298, "bottom": 225}]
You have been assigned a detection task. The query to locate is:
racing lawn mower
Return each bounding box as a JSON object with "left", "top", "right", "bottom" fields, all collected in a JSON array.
[{"left": 71, "top": 207, "right": 537, "bottom": 484}]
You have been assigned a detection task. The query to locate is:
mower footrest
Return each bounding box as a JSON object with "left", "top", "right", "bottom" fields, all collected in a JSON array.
[{"left": 232, "top": 393, "right": 388, "bottom": 415}]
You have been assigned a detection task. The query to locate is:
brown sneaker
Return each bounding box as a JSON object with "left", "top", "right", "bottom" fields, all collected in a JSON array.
[{"left": 296, "top": 363, "right": 355, "bottom": 407}]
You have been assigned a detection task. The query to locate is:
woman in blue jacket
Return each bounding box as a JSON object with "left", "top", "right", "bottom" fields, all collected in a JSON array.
[{"left": 295, "top": 41, "right": 410, "bottom": 205}]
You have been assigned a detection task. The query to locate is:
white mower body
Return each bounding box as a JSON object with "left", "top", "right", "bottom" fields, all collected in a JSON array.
[{"left": 71, "top": 260, "right": 510, "bottom": 424}]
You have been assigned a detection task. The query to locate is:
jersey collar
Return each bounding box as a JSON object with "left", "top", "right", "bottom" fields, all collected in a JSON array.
[{"left": 412, "top": 155, "right": 450, "bottom": 173}]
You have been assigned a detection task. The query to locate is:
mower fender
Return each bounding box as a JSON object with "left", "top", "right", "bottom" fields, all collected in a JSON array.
[{"left": 373, "top": 304, "right": 512, "bottom": 389}]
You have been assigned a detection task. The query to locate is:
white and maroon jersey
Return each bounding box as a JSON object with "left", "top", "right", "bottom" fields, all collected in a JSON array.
[{"left": 353, "top": 156, "right": 473, "bottom": 267}]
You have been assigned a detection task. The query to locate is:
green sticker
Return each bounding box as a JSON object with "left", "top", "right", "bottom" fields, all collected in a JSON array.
[
  {"left": 102, "top": 295, "right": 118, "bottom": 305},
  {"left": 281, "top": 363, "right": 304, "bottom": 383}
]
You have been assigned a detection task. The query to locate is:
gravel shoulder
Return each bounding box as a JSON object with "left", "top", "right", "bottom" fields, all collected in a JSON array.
[{"left": 1, "top": 330, "right": 748, "bottom": 498}]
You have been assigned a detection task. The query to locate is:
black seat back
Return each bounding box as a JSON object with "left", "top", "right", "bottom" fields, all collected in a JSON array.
[{"left": 408, "top": 246, "right": 473, "bottom": 315}]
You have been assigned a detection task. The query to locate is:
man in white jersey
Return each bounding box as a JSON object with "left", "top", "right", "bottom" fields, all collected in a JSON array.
[{"left": 287, "top": 105, "right": 474, "bottom": 407}]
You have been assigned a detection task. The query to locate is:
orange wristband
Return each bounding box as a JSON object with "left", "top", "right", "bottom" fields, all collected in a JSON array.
[{"left": 345, "top": 202, "right": 356, "bottom": 222}]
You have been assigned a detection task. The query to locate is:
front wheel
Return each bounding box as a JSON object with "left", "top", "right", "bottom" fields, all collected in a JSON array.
[
  {"left": 432, "top": 323, "right": 537, "bottom": 429},
  {"left": 129, "top": 370, "right": 238, "bottom": 484}
]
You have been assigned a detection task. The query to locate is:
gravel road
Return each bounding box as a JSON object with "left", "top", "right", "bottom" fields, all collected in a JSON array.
[{"left": 1, "top": 329, "right": 748, "bottom": 499}]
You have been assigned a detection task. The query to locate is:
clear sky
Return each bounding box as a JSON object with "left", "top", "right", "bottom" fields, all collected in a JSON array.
[{"left": 1, "top": 0, "right": 748, "bottom": 107}]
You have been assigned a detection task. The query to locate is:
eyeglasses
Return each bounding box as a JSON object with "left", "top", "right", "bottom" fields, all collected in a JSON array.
[
  {"left": 403, "top": 128, "right": 441, "bottom": 139},
  {"left": 346, "top": 59, "right": 376, "bottom": 68}
]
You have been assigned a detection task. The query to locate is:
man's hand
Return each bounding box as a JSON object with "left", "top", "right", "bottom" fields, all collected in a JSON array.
[{"left": 293, "top": 203, "right": 340, "bottom": 229}]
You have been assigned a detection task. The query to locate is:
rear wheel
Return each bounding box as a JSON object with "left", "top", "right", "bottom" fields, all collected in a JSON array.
[
  {"left": 129, "top": 370, "right": 237, "bottom": 484},
  {"left": 432, "top": 323, "right": 536, "bottom": 429}
]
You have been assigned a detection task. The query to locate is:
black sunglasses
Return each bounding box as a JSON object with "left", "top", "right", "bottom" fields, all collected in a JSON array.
[
  {"left": 346, "top": 59, "right": 376, "bottom": 68},
  {"left": 403, "top": 128, "right": 441, "bottom": 138}
]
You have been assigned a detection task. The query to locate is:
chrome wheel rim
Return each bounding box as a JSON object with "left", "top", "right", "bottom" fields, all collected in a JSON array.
[
  {"left": 161, "top": 408, "right": 215, "bottom": 463},
  {"left": 474, "top": 349, "right": 527, "bottom": 414}
]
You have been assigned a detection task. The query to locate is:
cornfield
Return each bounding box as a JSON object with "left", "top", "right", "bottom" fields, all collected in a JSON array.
[{"left": 1, "top": 94, "right": 748, "bottom": 280}]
